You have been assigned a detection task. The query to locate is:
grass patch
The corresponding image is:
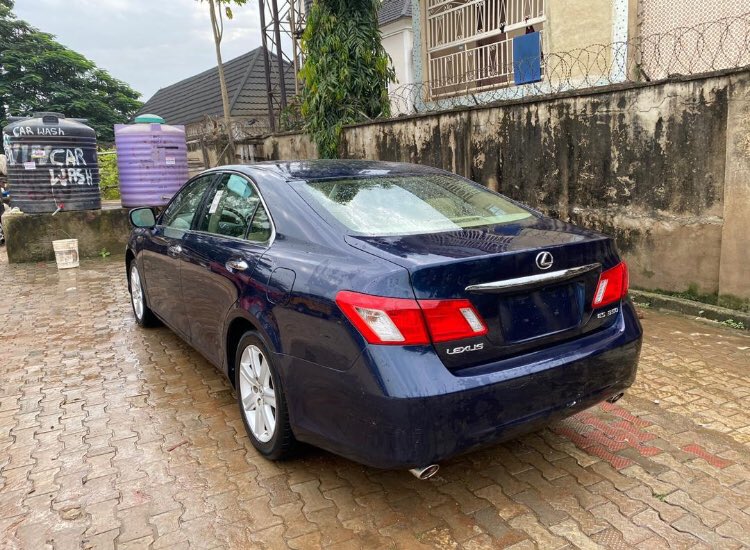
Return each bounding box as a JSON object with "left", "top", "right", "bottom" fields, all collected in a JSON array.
[
  {"left": 636, "top": 285, "right": 749, "bottom": 313},
  {"left": 652, "top": 284, "right": 720, "bottom": 306}
]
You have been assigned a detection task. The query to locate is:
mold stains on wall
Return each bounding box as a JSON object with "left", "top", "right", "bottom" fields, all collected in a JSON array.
[
  {"left": 262, "top": 72, "right": 748, "bottom": 299},
  {"left": 466, "top": 83, "right": 727, "bottom": 220}
]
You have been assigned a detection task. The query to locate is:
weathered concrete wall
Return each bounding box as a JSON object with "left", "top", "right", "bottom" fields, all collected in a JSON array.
[
  {"left": 3, "top": 207, "right": 131, "bottom": 263},
  {"left": 260, "top": 70, "right": 750, "bottom": 307},
  {"left": 719, "top": 73, "right": 750, "bottom": 309},
  {"left": 464, "top": 77, "right": 729, "bottom": 298},
  {"left": 264, "top": 132, "right": 318, "bottom": 161}
]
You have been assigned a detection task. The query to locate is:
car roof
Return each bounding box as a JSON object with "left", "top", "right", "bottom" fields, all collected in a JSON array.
[{"left": 209, "top": 160, "right": 447, "bottom": 182}]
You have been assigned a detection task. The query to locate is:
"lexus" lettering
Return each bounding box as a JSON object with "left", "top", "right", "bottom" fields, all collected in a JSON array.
[{"left": 446, "top": 343, "right": 484, "bottom": 355}]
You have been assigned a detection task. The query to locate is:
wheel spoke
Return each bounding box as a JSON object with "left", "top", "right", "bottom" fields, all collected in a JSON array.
[
  {"left": 260, "top": 404, "right": 272, "bottom": 435},
  {"left": 250, "top": 347, "right": 263, "bottom": 378},
  {"left": 259, "top": 359, "right": 270, "bottom": 388},
  {"left": 239, "top": 364, "right": 254, "bottom": 386},
  {"left": 253, "top": 405, "right": 263, "bottom": 435},
  {"left": 240, "top": 347, "right": 252, "bottom": 369},
  {"left": 263, "top": 404, "right": 276, "bottom": 433},
  {"left": 263, "top": 389, "right": 276, "bottom": 409}
]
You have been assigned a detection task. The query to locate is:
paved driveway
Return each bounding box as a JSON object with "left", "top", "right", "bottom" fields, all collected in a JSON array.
[{"left": 0, "top": 252, "right": 748, "bottom": 549}]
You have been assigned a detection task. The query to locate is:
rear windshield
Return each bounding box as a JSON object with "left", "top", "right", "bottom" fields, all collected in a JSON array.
[{"left": 295, "top": 174, "right": 533, "bottom": 236}]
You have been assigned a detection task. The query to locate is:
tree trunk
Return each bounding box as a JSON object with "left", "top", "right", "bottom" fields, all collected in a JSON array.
[{"left": 208, "top": 0, "right": 235, "bottom": 164}]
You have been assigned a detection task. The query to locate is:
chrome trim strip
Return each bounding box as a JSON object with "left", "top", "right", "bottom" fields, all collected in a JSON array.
[
  {"left": 465, "top": 263, "right": 602, "bottom": 294},
  {"left": 187, "top": 229, "right": 272, "bottom": 248}
]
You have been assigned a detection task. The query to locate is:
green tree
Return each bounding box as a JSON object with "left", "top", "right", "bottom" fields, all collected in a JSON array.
[
  {"left": 0, "top": 1, "right": 142, "bottom": 142},
  {"left": 98, "top": 150, "right": 120, "bottom": 201},
  {"left": 300, "top": 0, "right": 395, "bottom": 158},
  {"left": 202, "top": 0, "right": 247, "bottom": 161}
]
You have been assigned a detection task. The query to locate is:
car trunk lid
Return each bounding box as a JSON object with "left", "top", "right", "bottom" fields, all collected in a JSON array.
[{"left": 346, "top": 218, "right": 623, "bottom": 369}]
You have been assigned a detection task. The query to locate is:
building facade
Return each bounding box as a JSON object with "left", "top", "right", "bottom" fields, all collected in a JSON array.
[
  {"left": 402, "top": 0, "right": 746, "bottom": 111},
  {"left": 379, "top": 0, "right": 416, "bottom": 96},
  {"left": 407, "top": 0, "right": 634, "bottom": 107},
  {"left": 637, "top": 0, "right": 750, "bottom": 80}
]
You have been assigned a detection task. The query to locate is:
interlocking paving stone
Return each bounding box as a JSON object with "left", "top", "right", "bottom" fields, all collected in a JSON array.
[{"left": 0, "top": 250, "right": 749, "bottom": 548}]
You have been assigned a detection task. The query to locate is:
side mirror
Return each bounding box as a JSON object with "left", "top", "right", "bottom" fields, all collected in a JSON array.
[{"left": 129, "top": 207, "right": 156, "bottom": 229}]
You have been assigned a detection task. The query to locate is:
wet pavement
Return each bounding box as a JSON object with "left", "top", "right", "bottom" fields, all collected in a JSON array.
[{"left": 0, "top": 251, "right": 749, "bottom": 549}]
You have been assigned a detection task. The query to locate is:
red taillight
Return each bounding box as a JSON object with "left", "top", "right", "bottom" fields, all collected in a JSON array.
[
  {"left": 592, "top": 262, "right": 629, "bottom": 308},
  {"left": 335, "top": 291, "right": 487, "bottom": 346},
  {"left": 420, "top": 299, "right": 488, "bottom": 343},
  {"left": 335, "top": 291, "right": 430, "bottom": 345}
]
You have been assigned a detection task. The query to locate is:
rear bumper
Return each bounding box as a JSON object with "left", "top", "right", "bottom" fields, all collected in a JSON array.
[{"left": 279, "top": 301, "right": 642, "bottom": 469}]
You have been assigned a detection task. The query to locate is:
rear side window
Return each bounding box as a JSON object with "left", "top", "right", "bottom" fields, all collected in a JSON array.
[
  {"left": 294, "top": 174, "right": 532, "bottom": 236},
  {"left": 197, "top": 173, "right": 272, "bottom": 243}
]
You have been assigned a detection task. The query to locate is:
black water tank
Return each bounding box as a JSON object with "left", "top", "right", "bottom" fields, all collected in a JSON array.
[{"left": 2, "top": 112, "right": 101, "bottom": 213}]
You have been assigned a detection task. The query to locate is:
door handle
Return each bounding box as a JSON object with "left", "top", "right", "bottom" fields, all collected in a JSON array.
[
  {"left": 168, "top": 244, "right": 183, "bottom": 257},
  {"left": 225, "top": 259, "right": 249, "bottom": 272}
]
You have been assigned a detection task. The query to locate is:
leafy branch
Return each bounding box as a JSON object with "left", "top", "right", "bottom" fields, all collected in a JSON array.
[{"left": 300, "top": 0, "right": 395, "bottom": 158}]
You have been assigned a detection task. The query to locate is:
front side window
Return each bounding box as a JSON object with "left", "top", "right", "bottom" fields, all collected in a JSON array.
[
  {"left": 161, "top": 175, "right": 215, "bottom": 230},
  {"left": 294, "top": 174, "right": 533, "bottom": 237},
  {"left": 197, "top": 173, "right": 272, "bottom": 243}
]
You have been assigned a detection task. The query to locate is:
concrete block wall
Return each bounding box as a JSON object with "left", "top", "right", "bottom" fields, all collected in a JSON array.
[
  {"left": 2, "top": 208, "right": 131, "bottom": 263},
  {"left": 260, "top": 69, "right": 750, "bottom": 309}
]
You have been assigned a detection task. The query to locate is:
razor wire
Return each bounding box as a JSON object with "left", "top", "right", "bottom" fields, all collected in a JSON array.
[{"left": 388, "top": 12, "right": 750, "bottom": 116}]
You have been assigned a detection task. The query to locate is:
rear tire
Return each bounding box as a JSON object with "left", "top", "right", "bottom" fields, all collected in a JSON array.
[
  {"left": 235, "top": 332, "right": 297, "bottom": 460},
  {"left": 129, "top": 262, "right": 159, "bottom": 328}
]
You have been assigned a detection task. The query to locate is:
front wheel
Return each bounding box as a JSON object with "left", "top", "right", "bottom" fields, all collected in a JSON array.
[
  {"left": 129, "top": 262, "right": 159, "bottom": 327},
  {"left": 236, "top": 333, "right": 297, "bottom": 460}
]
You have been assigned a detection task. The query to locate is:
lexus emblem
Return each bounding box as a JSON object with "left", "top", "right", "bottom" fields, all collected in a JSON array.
[{"left": 536, "top": 251, "right": 554, "bottom": 270}]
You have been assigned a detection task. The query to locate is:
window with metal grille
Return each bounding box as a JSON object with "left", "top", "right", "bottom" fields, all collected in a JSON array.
[{"left": 425, "top": 0, "right": 546, "bottom": 99}]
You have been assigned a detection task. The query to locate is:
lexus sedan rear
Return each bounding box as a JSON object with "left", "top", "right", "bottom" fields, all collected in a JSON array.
[{"left": 126, "top": 160, "right": 642, "bottom": 472}]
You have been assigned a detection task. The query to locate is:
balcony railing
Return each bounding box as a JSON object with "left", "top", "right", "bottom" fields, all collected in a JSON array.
[
  {"left": 425, "top": 0, "right": 546, "bottom": 100},
  {"left": 428, "top": 31, "right": 543, "bottom": 99},
  {"left": 426, "top": 0, "right": 545, "bottom": 52}
]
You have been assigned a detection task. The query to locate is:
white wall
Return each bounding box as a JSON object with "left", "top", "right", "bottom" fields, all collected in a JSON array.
[{"left": 381, "top": 17, "right": 415, "bottom": 114}]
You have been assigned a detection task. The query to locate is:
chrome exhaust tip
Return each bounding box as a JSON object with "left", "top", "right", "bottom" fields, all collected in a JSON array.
[
  {"left": 607, "top": 392, "right": 625, "bottom": 404},
  {"left": 409, "top": 464, "right": 440, "bottom": 480}
]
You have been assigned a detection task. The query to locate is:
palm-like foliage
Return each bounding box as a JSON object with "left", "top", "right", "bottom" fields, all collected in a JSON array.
[{"left": 300, "top": 0, "right": 395, "bottom": 158}]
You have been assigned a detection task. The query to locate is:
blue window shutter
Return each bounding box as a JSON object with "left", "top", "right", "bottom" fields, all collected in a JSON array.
[{"left": 513, "top": 32, "right": 542, "bottom": 85}]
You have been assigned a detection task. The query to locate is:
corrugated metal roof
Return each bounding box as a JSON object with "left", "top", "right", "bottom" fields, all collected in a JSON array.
[{"left": 136, "top": 47, "right": 294, "bottom": 127}]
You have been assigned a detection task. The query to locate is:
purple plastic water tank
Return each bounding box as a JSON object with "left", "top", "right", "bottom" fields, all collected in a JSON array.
[{"left": 115, "top": 114, "right": 189, "bottom": 208}]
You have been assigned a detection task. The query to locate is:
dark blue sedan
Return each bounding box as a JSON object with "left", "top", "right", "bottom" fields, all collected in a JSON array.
[{"left": 126, "top": 160, "right": 642, "bottom": 478}]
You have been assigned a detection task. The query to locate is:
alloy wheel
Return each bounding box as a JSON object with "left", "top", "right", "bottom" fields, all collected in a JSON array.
[
  {"left": 130, "top": 265, "right": 144, "bottom": 320},
  {"left": 239, "top": 345, "right": 277, "bottom": 443}
]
